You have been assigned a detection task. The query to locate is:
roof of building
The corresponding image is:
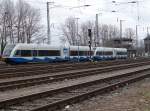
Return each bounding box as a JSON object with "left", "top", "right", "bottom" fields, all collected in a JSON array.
[{"left": 110, "top": 37, "right": 133, "bottom": 42}]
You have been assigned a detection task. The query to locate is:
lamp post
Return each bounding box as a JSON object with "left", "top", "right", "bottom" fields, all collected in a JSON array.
[
  {"left": 70, "top": 4, "right": 90, "bottom": 62},
  {"left": 95, "top": 13, "right": 102, "bottom": 47},
  {"left": 75, "top": 17, "right": 80, "bottom": 62},
  {"left": 119, "top": 19, "right": 125, "bottom": 47},
  {"left": 95, "top": 10, "right": 117, "bottom": 47},
  {"left": 136, "top": 25, "right": 140, "bottom": 48},
  {"left": 47, "top": 2, "right": 54, "bottom": 45}
]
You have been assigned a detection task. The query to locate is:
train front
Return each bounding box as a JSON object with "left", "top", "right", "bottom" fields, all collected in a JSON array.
[{"left": 2, "top": 44, "right": 16, "bottom": 63}]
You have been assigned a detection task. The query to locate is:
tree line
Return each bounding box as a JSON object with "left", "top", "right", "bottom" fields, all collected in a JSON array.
[{"left": 61, "top": 17, "right": 135, "bottom": 47}]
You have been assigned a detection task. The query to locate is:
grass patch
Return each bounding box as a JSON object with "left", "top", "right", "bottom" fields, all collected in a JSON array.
[
  {"left": 142, "top": 91, "right": 150, "bottom": 100},
  {"left": 141, "top": 90, "right": 150, "bottom": 111},
  {"left": 144, "top": 108, "right": 150, "bottom": 111}
]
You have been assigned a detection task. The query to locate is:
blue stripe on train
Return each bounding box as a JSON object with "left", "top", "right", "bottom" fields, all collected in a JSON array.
[
  {"left": 7, "top": 57, "right": 66, "bottom": 64},
  {"left": 6, "top": 55, "right": 126, "bottom": 64},
  {"left": 8, "top": 58, "right": 32, "bottom": 64},
  {"left": 32, "top": 57, "right": 50, "bottom": 63}
]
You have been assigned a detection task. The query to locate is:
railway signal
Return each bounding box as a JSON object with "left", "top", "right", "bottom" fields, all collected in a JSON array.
[{"left": 88, "top": 29, "right": 92, "bottom": 59}]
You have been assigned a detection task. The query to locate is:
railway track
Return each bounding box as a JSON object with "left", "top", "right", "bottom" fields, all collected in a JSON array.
[
  {"left": 0, "top": 61, "right": 150, "bottom": 91},
  {"left": 0, "top": 58, "right": 150, "bottom": 79},
  {"left": 0, "top": 64, "right": 150, "bottom": 111}
]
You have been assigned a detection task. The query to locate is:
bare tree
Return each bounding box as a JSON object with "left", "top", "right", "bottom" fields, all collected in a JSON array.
[
  {"left": 99, "top": 25, "right": 118, "bottom": 44},
  {"left": 0, "top": 0, "right": 44, "bottom": 54},
  {"left": 80, "top": 21, "right": 94, "bottom": 46},
  {"left": 61, "top": 17, "right": 96, "bottom": 46},
  {"left": 0, "top": 0, "right": 16, "bottom": 54},
  {"left": 61, "top": 17, "right": 77, "bottom": 45},
  {"left": 15, "top": 0, "right": 42, "bottom": 43},
  {"left": 61, "top": 16, "right": 135, "bottom": 49},
  {"left": 124, "top": 28, "right": 135, "bottom": 39}
]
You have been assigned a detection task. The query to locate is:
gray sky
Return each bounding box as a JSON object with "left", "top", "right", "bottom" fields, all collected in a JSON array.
[{"left": 24, "top": 0, "right": 150, "bottom": 45}]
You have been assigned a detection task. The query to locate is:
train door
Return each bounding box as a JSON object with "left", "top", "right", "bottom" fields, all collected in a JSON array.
[
  {"left": 113, "top": 49, "right": 116, "bottom": 59},
  {"left": 62, "top": 47, "right": 69, "bottom": 58},
  {"left": 32, "top": 50, "right": 38, "bottom": 57}
]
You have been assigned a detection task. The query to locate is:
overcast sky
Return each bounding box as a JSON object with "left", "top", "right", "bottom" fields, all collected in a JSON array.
[{"left": 24, "top": 0, "right": 150, "bottom": 45}]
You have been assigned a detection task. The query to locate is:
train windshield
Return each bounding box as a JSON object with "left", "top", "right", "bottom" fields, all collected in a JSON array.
[{"left": 3, "top": 44, "right": 15, "bottom": 57}]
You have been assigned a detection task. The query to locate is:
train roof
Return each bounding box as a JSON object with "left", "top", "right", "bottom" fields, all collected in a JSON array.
[
  {"left": 5, "top": 43, "right": 127, "bottom": 52},
  {"left": 114, "top": 48, "right": 127, "bottom": 51},
  {"left": 13, "top": 43, "right": 61, "bottom": 50},
  {"left": 95, "top": 47, "right": 127, "bottom": 51},
  {"left": 11, "top": 44, "right": 92, "bottom": 51},
  {"left": 69, "top": 46, "right": 91, "bottom": 51}
]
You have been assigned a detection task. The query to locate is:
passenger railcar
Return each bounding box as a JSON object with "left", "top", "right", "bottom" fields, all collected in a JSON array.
[
  {"left": 93, "top": 47, "right": 115, "bottom": 60},
  {"left": 114, "top": 48, "right": 127, "bottom": 59},
  {"left": 3, "top": 44, "right": 63, "bottom": 63},
  {"left": 69, "top": 46, "right": 93, "bottom": 62},
  {"left": 93, "top": 47, "right": 127, "bottom": 60},
  {"left": 2, "top": 43, "right": 127, "bottom": 64}
]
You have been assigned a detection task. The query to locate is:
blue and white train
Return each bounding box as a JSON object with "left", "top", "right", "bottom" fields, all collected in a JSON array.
[{"left": 2, "top": 43, "right": 127, "bottom": 64}]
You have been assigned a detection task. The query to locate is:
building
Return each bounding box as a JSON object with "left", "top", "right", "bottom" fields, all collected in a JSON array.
[
  {"left": 104, "top": 37, "right": 136, "bottom": 57},
  {"left": 144, "top": 34, "right": 150, "bottom": 56}
]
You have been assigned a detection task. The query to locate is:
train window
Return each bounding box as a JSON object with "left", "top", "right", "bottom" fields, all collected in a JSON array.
[
  {"left": 83, "top": 51, "right": 87, "bottom": 56},
  {"left": 14, "top": 50, "right": 21, "bottom": 57},
  {"left": 70, "top": 51, "right": 78, "bottom": 56},
  {"left": 117, "top": 52, "right": 127, "bottom": 55},
  {"left": 50, "top": 50, "right": 60, "bottom": 56},
  {"left": 104, "top": 51, "right": 113, "bottom": 55},
  {"left": 79, "top": 51, "right": 84, "bottom": 56},
  {"left": 70, "top": 51, "right": 92, "bottom": 56},
  {"left": 96, "top": 51, "right": 103, "bottom": 55},
  {"left": 21, "top": 50, "right": 32, "bottom": 57},
  {"left": 38, "top": 50, "right": 60, "bottom": 56}
]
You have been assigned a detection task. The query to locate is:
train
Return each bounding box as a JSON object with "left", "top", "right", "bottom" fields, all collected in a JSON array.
[{"left": 2, "top": 43, "right": 127, "bottom": 64}]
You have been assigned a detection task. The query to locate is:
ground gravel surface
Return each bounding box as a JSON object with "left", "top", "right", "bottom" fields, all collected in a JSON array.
[{"left": 60, "top": 78, "right": 150, "bottom": 111}]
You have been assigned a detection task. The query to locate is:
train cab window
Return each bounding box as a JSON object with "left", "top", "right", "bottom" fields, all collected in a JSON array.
[
  {"left": 38, "top": 50, "right": 60, "bottom": 56},
  {"left": 3, "top": 44, "right": 15, "bottom": 57},
  {"left": 14, "top": 50, "right": 21, "bottom": 57},
  {"left": 21, "top": 50, "right": 32, "bottom": 57}
]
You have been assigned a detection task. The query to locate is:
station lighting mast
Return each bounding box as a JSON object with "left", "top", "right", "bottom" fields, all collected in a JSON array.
[{"left": 47, "top": 2, "right": 54, "bottom": 45}]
